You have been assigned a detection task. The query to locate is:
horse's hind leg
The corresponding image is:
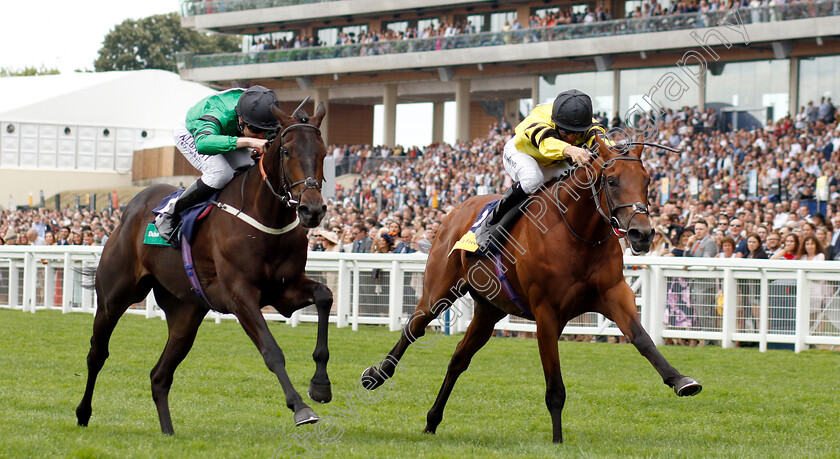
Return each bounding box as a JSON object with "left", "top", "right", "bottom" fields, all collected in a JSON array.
[
  {"left": 76, "top": 274, "right": 151, "bottom": 427},
  {"left": 149, "top": 288, "right": 207, "bottom": 435},
  {"left": 424, "top": 299, "right": 506, "bottom": 435},
  {"left": 361, "top": 265, "right": 466, "bottom": 391},
  {"left": 604, "top": 284, "right": 702, "bottom": 396}
]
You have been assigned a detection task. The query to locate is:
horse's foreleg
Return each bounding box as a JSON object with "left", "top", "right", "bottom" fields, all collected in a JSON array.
[
  {"left": 274, "top": 278, "right": 333, "bottom": 404},
  {"left": 149, "top": 293, "right": 207, "bottom": 435},
  {"left": 605, "top": 284, "right": 702, "bottom": 397},
  {"left": 309, "top": 282, "right": 333, "bottom": 404},
  {"left": 234, "top": 291, "right": 317, "bottom": 426},
  {"left": 535, "top": 310, "right": 566, "bottom": 443},
  {"left": 424, "top": 300, "right": 506, "bottom": 435}
]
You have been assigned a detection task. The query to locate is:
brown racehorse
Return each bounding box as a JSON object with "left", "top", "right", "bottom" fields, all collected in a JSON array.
[
  {"left": 76, "top": 101, "right": 333, "bottom": 435},
  {"left": 361, "top": 134, "right": 701, "bottom": 443}
]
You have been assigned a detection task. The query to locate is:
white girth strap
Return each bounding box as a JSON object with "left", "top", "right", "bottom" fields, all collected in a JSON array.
[{"left": 210, "top": 201, "right": 300, "bottom": 235}]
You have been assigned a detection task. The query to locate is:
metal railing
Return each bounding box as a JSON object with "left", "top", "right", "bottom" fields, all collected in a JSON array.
[
  {"left": 177, "top": 2, "right": 840, "bottom": 70},
  {"left": 3, "top": 246, "right": 839, "bottom": 352},
  {"left": 181, "top": 0, "right": 338, "bottom": 16}
]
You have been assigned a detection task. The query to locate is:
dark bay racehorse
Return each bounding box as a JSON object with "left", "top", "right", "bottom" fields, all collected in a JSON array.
[
  {"left": 361, "top": 135, "right": 701, "bottom": 443},
  {"left": 76, "top": 101, "right": 333, "bottom": 435}
]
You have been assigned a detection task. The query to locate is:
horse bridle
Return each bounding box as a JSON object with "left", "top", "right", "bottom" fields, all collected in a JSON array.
[
  {"left": 259, "top": 122, "right": 323, "bottom": 207},
  {"left": 558, "top": 154, "right": 650, "bottom": 247}
]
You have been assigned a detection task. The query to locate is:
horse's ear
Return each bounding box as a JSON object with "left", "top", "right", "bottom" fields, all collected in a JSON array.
[
  {"left": 271, "top": 104, "right": 294, "bottom": 128},
  {"left": 593, "top": 132, "right": 614, "bottom": 160},
  {"left": 629, "top": 135, "right": 645, "bottom": 159},
  {"left": 311, "top": 102, "right": 327, "bottom": 128}
]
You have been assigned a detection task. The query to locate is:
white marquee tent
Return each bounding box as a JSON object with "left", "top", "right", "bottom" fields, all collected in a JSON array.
[{"left": 0, "top": 70, "right": 216, "bottom": 207}]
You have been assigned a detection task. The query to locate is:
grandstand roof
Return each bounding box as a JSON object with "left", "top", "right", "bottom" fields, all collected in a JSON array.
[{"left": 0, "top": 69, "right": 214, "bottom": 128}]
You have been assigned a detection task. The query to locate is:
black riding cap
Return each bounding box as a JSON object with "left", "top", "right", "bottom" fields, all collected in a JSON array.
[
  {"left": 552, "top": 89, "right": 595, "bottom": 132},
  {"left": 236, "top": 85, "right": 280, "bottom": 130}
]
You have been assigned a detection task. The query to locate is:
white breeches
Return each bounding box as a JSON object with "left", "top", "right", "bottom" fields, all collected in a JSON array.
[
  {"left": 173, "top": 124, "right": 254, "bottom": 189},
  {"left": 502, "top": 138, "right": 571, "bottom": 194}
]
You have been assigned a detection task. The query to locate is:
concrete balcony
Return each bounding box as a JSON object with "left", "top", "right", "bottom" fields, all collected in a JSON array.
[
  {"left": 179, "top": 4, "right": 840, "bottom": 91},
  {"left": 180, "top": 0, "right": 502, "bottom": 30}
]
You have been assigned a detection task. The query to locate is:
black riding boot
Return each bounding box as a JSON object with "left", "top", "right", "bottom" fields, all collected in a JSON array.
[
  {"left": 154, "top": 179, "right": 218, "bottom": 243},
  {"left": 475, "top": 182, "right": 529, "bottom": 250}
]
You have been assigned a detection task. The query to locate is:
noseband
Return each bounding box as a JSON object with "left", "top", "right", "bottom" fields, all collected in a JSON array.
[
  {"left": 259, "top": 122, "right": 323, "bottom": 207},
  {"left": 559, "top": 154, "right": 649, "bottom": 247}
]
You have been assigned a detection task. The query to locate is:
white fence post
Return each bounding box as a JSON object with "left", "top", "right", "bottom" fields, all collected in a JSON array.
[
  {"left": 145, "top": 291, "right": 157, "bottom": 319},
  {"left": 794, "top": 269, "right": 809, "bottom": 353},
  {"left": 336, "top": 259, "right": 349, "bottom": 328},
  {"left": 721, "top": 267, "right": 736, "bottom": 349},
  {"left": 649, "top": 266, "right": 665, "bottom": 345},
  {"left": 23, "top": 252, "right": 36, "bottom": 313},
  {"left": 758, "top": 269, "right": 769, "bottom": 353},
  {"left": 8, "top": 260, "right": 20, "bottom": 310},
  {"left": 45, "top": 264, "right": 55, "bottom": 309},
  {"left": 639, "top": 268, "right": 651, "bottom": 335},
  {"left": 80, "top": 262, "right": 94, "bottom": 314},
  {"left": 388, "top": 260, "right": 402, "bottom": 332},
  {"left": 351, "top": 262, "right": 360, "bottom": 331},
  {"left": 61, "top": 255, "right": 73, "bottom": 313}
]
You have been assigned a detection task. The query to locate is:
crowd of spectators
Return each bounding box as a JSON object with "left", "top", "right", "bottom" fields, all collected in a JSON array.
[
  {"left": 312, "top": 97, "right": 840, "bottom": 264},
  {"left": 1, "top": 207, "right": 117, "bottom": 247}
]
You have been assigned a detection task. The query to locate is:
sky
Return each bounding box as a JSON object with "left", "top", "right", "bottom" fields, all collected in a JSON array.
[
  {"left": 0, "top": 0, "right": 458, "bottom": 147},
  {"left": 1, "top": 0, "right": 180, "bottom": 74}
]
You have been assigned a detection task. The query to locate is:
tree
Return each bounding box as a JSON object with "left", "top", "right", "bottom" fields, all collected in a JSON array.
[
  {"left": 95, "top": 12, "right": 240, "bottom": 72},
  {"left": 0, "top": 66, "right": 60, "bottom": 77}
]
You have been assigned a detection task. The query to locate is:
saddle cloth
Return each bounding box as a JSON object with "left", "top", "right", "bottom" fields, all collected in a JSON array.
[
  {"left": 150, "top": 189, "right": 220, "bottom": 249},
  {"left": 448, "top": 200, "right": 499, "bottom": 257}
]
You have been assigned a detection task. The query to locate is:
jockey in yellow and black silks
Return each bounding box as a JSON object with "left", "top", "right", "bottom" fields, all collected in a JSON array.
[{"left": 475, "top": 89, "right": 607, "bottom": 249}]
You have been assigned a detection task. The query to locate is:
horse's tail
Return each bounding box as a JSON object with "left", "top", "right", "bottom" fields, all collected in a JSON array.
[{"left": 75, "top": 266, "right": 97, "bottom": 291}]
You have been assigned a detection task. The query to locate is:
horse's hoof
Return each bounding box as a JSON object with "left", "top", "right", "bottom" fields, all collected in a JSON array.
[
  {"left": 75, "top": 405, "right": 91, "bottom": 427},
  {"left": 360, "top": 366, "right": 384, "bottom": 390},
  {"left": 309, "top": 381, "right": 332, "bottom": 404},
  {"left": 423, "top": 427, "right": 436, "bottom": 435},
  {"left": 674, "top": 376, "right": 702, "bottom": 397},
  {"left": 294, "top": 407, "right": 319, "bottom": 426}
]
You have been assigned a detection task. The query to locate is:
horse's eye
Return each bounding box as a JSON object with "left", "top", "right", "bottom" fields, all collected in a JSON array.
[{"left": 607, "top": 177, "right": 618, "bottom": 188}]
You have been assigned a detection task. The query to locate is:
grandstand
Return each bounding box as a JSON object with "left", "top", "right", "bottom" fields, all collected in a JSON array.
[{"left": 177, "top": 0, "right": 840, "bottom": 146}]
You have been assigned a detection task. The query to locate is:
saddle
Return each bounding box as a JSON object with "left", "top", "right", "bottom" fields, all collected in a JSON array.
[
  {"left": 148, "top": 188, "right": 220, "bottom": 249},
  {"left": 449, "top": 200, "right": 498, "bottom": 257}
]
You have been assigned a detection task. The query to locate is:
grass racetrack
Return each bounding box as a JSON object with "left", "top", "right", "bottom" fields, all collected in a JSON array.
[{"left": 1, "top": 309, "right": 838, "bottom": 458}]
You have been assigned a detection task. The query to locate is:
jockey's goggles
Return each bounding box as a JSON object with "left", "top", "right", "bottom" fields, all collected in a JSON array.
[{"left": 559, "top": 127, "right": 586, "bottom": 136}]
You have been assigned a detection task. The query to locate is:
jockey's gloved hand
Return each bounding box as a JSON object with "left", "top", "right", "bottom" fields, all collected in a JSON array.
[{"left": 564, "top": 145, "right": 592, "bottom": 164}]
